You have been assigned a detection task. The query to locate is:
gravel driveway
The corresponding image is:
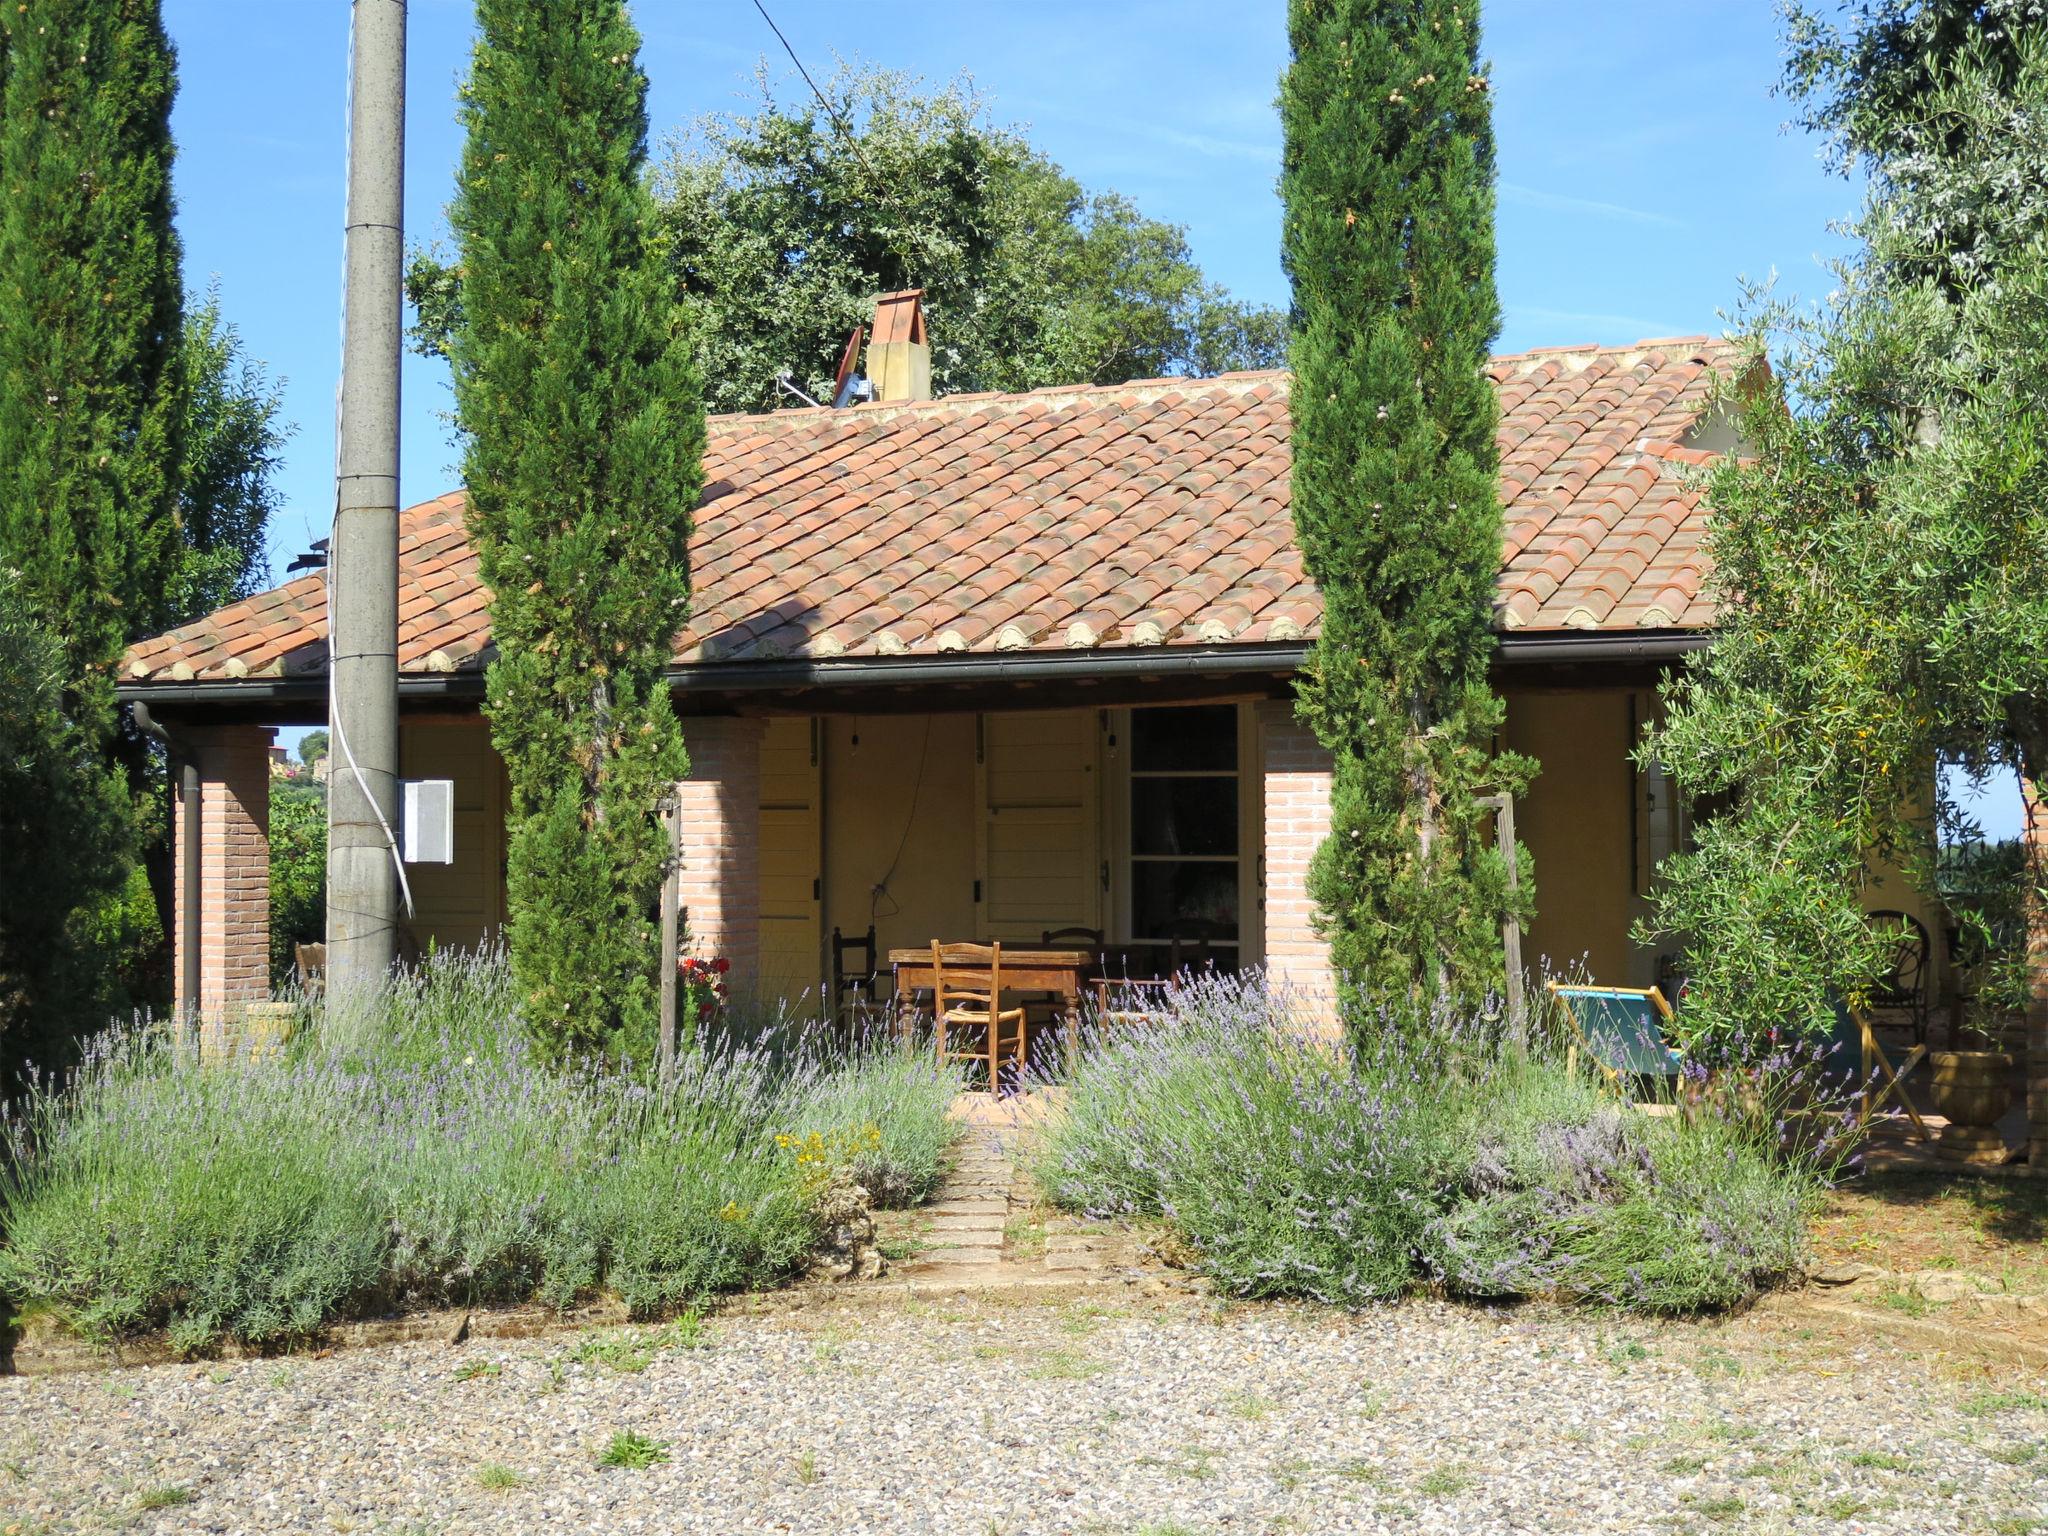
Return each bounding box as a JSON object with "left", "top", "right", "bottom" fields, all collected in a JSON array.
[{"left": 5, "top": 1289, "right": 2044, "bottom": 1535}]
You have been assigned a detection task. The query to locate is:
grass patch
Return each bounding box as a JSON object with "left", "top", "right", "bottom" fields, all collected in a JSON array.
[
  {"left": 474, "top": 1463, "right": 523, "bottom": 1490},
  {"left": 452, "top": 1359, "right": 501, "bottom": 1382},
  {"left": 1135, "top": 1447, "right": 1219, "bottom": 1480},
  {"left": 1679, "top": 1492, "right": 1747, "bottom": 1523},
  {"left": 0, "top": 952, "right": 958, "bottom": 1352},
  {"left": 1225, "top": 1391, "right": 1276, "bottom": 1421},
  {"left": 597, "top": 1430, "right": 669, "bottom": 1470},
  {"left": 1846, "top": 1450, "right": 1913, "bottom": 1470},
  {"left": 1417, "top": 1464, "right": 1474, "bottom": 1497},
  {"left": 1967, "top": 1389, "right": 2048, "bottom": 1417},
  {"left": 135, "top": 1486, "right": 192, "bottom": 1511},
  {"left": 1028, "top": 1348, "right": 1106, "bottom": 1381},
  {"left": 791, "top": 1449, "right": 819, "bottom": 1485}
]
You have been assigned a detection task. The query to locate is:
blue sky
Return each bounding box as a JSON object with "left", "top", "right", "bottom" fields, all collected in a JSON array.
[
  {"left": 155, "top": 1, "right": 2025, "bottom": 833},
  {"left": 163, "top": 0, "right": 1862, "bottom": 572}
]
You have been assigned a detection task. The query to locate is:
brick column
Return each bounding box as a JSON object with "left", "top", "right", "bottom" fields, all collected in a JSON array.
[
  {"left": 1255, "top": 702, "right": 1337, "bottom": 1022},
  {"left": 676, "top": 717, "right": 765, "bottom": 996},
  {"left": 2024, "top": 775, "right": 2048, "bottom": 1170},
  {"left": 173, "top": 725, "right": 275, "bottom": 1019}
]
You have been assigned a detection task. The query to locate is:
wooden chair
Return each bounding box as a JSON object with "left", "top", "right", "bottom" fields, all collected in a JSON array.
[
  {"left": 1161, "top": 916, "right": 1226, "bottom": 975},
  {"left": 931, "top": 941, "right": 1028, "bottom": 1094},
  {"left": 293, "top": 942, "right": 327, "bottom": 1000},
  {"left": 832, "top": 925, "right": 881, "bottom": 1021},
  {"left": 1826, "top": 1001, "right": 1933, "bottom": 1141},
  {"left": 1865, "top": 909, "right": 1931, "bottom": 1044},
  {"left": 1547, "top": 982, "right": 1684, "bottom": 1089}
]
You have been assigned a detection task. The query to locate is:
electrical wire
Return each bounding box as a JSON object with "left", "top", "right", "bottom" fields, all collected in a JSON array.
[
  {"left": 868, "top": 716, "right": 933, "bottom": 922},
  {"left": 747, "top": 0, "right": 886, "bottom": 189}
]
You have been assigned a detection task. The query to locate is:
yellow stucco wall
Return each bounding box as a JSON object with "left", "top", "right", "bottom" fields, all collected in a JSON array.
[
  {"left": 1503, "top": 689, "right": 1639, "bottom": 986},
  {"left": 397, "top": 718, "right": 506, "bottom": 956},
  {"left": 822, "top": 713, "right": 981, "bottom": 967}
]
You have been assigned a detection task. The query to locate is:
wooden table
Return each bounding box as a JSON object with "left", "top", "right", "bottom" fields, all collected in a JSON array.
[{"left": 887, "top": 947, "right": 1096, "bottom": 1043}]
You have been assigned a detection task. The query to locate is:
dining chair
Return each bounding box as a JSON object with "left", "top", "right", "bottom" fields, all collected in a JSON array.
[
  {"left": 831, "top": 924, "right": 882, "bottom": 1023},
  {"left": 930, "top": 941, "right": 1028, "bottom": 1094}
]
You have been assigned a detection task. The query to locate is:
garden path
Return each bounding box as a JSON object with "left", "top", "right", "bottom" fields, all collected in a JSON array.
[{"left": 883, "top": 1090, "right": 1143, "bottom": 1291}]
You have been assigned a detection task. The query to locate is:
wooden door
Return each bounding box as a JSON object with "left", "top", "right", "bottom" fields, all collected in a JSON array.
[{"left": 975, "top": 709, "right": 1101, "bottom": 942}]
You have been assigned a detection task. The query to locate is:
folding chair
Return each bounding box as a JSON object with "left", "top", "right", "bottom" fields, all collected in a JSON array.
[
  {"left": 1547, "top": 982, "right": 1684, "bottom": 1089},
  {"left": 1826, "top": 1001, "right": 1933, "bottom": 1141}
]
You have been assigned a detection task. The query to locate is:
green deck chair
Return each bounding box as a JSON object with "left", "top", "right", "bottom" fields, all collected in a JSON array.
[
  {"left": 1547, "top": 982, "right": 1684, "bottom": 1088},
  {"left": 1824, "top": 1002, "right": 1933, "bottom": 1142}
]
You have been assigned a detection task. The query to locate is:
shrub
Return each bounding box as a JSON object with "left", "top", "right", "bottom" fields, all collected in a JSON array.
[
  {"left": 782, "top": 1023, "right": 961, "bottom": 1207},
  {"left": 0, "top": 951, "right": 958, "bottom": 1350},
  {"left": 1036, "top": 970, "right": 1829, "bottom": 1313},
  {"left": 1035, "top": 973, "right": 1466, "bottom": 1303}
]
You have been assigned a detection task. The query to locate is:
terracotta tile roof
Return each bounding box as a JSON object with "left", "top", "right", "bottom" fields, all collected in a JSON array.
[{"left": 122, "top": 336, "right": 1737, "bottom": 683}]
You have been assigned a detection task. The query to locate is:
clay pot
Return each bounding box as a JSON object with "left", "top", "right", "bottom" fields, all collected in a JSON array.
[
  {"left": 1930, "top": 1050, "right": 2014, "bottom": 1128},
  {"left": 1930, "top": 1050, "right": 2014, "bottom": 1164}
]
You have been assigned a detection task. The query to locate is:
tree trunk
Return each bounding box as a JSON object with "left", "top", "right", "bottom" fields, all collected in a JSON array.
[{"left": 2018, "top": 730, "right": 2048, "bottom": 1169}]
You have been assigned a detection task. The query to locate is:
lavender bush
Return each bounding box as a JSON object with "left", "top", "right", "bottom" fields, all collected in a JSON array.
[
  {"left": 1035, "top": 972, "right": 1836, "bottom": 1313},
  {"left": 0, "top": 951, "right": 958, "bottom": 1351}
]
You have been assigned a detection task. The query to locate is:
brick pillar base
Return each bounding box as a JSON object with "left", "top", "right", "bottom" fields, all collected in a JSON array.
[
  {"left": 173, "top": 725, "right": 275, "bottom": 1020},
  {"left": 676, "top": 718, "right": 765, "bottom": 997},
  {"left": 1255, "top": 702, "right": 1337, "bottom": 1023},
  {"left": 2024, "top": 775, "right": 2048, "bottom": 1170}
]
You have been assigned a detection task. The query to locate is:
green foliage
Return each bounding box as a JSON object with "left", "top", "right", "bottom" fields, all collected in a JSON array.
[
  {"left": 448, "top": 0, "right": 700, "bottom": 1057},
  {"left": 269, "top": 782, "right": 326, "bottom": 986},
  {"left": 1783, "top": 0, "right": 2047, "bottom": 293},
  {"left": 0, "top": 6, "right": 286, "bottom": 1062},
  {"left": 0, "top": 951, "right": 958, "bottom": 1350},
  {"left": 1279, "top": 1, "right": 1532, "bottom": 1015},
  {"left": 170, "top": 287, "right": 292, "bottom": 623},
  {"left": 0, "top": 576, "right": 132, "bottom": 1079},
  {"left": 1643, "top": 9, "right": 2048, "bottom": 1051},
  {"left": 296, "top": 730, "right": 329, "bottom": 766},
  {"left": 412, "top": 64, "right": 1285, "bottom": 412},
  {"left": 0, "top": 0, "right": 185, "bottom": 703},
  {"left": 597, "top": 1430, "right": 669, "bottom": 1470},
  {"left": 1036, "top": 975, "right": 1822, "bottom": 1313}
]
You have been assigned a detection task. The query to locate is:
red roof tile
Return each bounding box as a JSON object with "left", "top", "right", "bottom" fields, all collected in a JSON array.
[{"left": 122, "top": 338, "right": 1737, "bottom": 683}]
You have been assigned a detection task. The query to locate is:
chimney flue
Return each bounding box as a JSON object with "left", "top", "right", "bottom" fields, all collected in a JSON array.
[{"left": 866, "top": 289, "right": 930, "bottom": 403}]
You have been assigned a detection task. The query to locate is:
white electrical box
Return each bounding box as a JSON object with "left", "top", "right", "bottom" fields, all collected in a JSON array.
[{"left": 399, "top": 779, "right": 455, "bottom": 865}]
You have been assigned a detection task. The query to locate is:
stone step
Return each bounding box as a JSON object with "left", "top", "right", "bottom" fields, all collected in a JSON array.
[
  {"left": 925, "top": 1213, "right": 1007, "bottom": 1232},
  {"left": 926, "top": 1199, "right": 1008, "bottom": 1219}
]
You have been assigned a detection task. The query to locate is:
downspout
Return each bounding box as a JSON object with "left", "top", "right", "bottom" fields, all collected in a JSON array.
[{"left": 179, "top": 756, "right": 201, "bottom": 1029}]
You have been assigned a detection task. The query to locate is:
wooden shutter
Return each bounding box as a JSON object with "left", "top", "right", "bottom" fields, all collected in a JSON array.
[
  {"left": 975, "top": 710, "right": 1100, "bottom": 941},
  {"left": 758, "top": 716, "right": 822, "bottom": 1004}
]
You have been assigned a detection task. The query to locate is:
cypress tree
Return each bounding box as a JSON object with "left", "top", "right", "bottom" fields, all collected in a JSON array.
[
  {"left": 1279, "top": 0, "right": 1531, "bottom": 1014},
  {"left": 0, "top": 0, "right": 184, "bottom": 698},
  {"left": 449, "top": 0, "right": 701, "bottom": 1057},
  {"left": 0, "top": 0, "right": 185, "bottom": 1054}
]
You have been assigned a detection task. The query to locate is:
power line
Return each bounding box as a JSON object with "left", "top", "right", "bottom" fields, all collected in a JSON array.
[{"left": 745, "top": 0, "right": 903, "bottom": 265}]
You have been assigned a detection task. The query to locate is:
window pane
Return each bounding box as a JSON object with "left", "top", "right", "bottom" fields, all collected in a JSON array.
[
  {"left": 1132, "top": 777, "right": 1238, "bottom": 856},
  {"left": 1131, "top": 704, "right": 1237, "bottom": 772},
  {"left": 1131, "top": 860, "right": 1239, "bottom": 941}
]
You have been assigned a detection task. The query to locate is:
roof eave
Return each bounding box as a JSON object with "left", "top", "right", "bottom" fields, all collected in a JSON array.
[{"left": 113, "top": 629, "right": 1711, "bottom": 709}]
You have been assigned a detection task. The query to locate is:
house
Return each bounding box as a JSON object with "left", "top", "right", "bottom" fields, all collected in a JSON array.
[{"left": 118, "top": 293, "right": 1948, "bottom": 1021}]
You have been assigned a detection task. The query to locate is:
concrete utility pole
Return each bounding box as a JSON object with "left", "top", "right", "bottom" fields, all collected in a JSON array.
[{"left": 327, "top": 0, "right": 407, "bottom": 1008}]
